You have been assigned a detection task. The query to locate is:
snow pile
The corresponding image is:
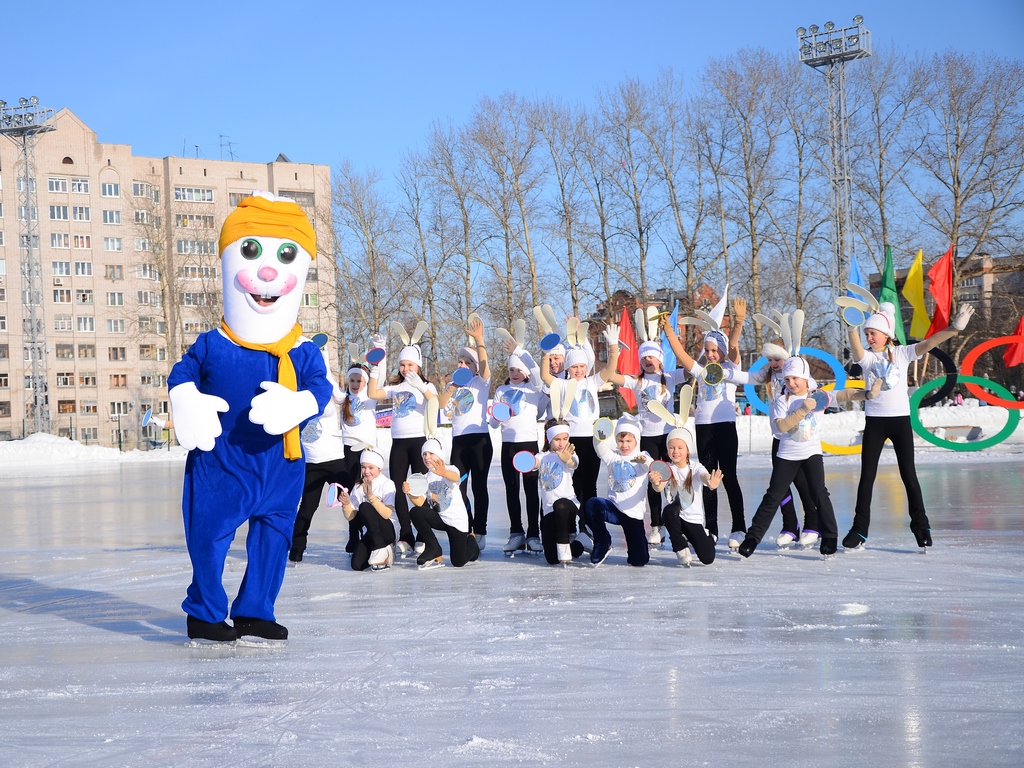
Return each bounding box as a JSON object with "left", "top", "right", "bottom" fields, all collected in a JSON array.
[{"left": 0, "top": 432, "right": 188, "bottom": 466}]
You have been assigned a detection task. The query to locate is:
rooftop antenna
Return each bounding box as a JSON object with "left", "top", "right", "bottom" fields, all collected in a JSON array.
[
  {"left": 194, "top": 144, "right": 199, "bottom": 159},
  {"left": 182, "top": 134, "right": 186, "bottom": 157}
]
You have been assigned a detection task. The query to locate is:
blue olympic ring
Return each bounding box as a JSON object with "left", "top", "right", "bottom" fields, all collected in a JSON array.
[{"left": 743, "top": 347, "right": 848, "bottom": 416}]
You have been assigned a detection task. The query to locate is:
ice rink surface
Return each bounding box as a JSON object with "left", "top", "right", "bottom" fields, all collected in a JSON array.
[{"left": 1, "top": 454, "right": 1022, "bottom": 767}]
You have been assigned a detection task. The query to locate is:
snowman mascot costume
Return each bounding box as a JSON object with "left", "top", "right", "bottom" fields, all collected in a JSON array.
[{"left": 168, "top": 192, "right": 332, "bottom": 643}]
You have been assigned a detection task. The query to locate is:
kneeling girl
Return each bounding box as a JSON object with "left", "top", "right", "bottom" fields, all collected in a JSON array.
[{"left": 335, "top": 449, "right": 397, "bottom": 571}]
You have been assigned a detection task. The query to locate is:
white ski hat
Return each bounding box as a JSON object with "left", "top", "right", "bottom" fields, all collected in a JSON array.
[
  {"left": 565, "top": 348, "right": 588, "bottom": 369},
  {"left": 360, "top": 449, "right": 385, "bottom": 470},
  {"left": 863, "top": 302, "right": 897, "bottom": 339},
  {"left": 761, "top": 341, "right": 790, "bottom": 360},
  {"left": 420, "top": 438, "right": 446, "bottom": 461},
  {"left": 782, "top": 356, "right": 817, "bottom": 390},
  {"left": 615, "top": 416, "right": 641, "bottom": 441},
  {"left": 458, "top": 347, "right": 479, "bottom": 372},
  {"left": 639, "top": 340, "right": 663, "bottom": 362},
  {"left": 666, "top": 426, "right": 696, "bottom": 455},
  {"left": 508, "top": 354, "right": 528, "bottom": 374},
  {"left": 399, "top": 344, "right": 422, "bottom": 367},
  {"left": 548, "top": 343, "right": 566, "bottom": 357}
]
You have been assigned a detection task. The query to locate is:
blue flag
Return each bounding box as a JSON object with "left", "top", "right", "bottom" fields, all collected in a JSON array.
[
  {"left": 661, "top": 301, "right": 679, "bottom": 370},
  {"left": 846, "top": 251, "right": 867, "bottom": 297}
]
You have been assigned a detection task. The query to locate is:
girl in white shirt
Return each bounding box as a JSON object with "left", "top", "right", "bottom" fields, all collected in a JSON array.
[
  {"left": 533, "top": 419, "right": 584, "bottom": 565},
  {"left": 367, "top": 341, "right": 438, "bottom": 555},
  {"left": 334, "top": 449, "right": 397, "bottom": 571},
  {"left": 844, "top": 302, "right": 975, "bottom": 550},
  {"left": 648, "top": 427, "right": 722, "bottom": 566},
  {"left": 491, "top": 354, "right": 548, "bottom": 554},
  {"left": 663, "top": 310, "right": 746, "bottom": 549},
  {"left": 437, "top": 318, "right": 492, "bottom": 548},
  {"left": 405, "top": 438, "right": 480, "bottom": 569},
  {"left": 621, "top": 340, "right": 691, "bottom": 546},
  {"left": 738, "top": 357, "right": 880, "bottom": 558},
  {"left": 583, "top": 417, "right": 653, "bottom": 567}
]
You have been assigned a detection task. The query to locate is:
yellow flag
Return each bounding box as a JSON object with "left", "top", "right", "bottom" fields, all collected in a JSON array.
[{"left": 903, "top": 249, "right": 930, "bottom": 338}]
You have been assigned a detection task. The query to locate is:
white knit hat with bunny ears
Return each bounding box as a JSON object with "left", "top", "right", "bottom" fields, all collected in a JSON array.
[{"left": 863, "top": 302, "right": 897, "bottom": 339}]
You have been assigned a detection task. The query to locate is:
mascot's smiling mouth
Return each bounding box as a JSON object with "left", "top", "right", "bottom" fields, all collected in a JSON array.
[{"left": 252, "top": 294, "right": 280, "bottom": 307}]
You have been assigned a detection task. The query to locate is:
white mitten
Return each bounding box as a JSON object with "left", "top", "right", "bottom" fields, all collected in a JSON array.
[
  {"left": 369, "top": 332, "right": 387, "bottom": 351},
  {"left": 603, "top": 323, "right": 620, "bottom": 347},
  {"left": 403, "top": 370, "right": 430, "bottom": 394},
  {"left": 168, "top": 382, "right": 229, "bottom": 451},
  {"left": 952, "top": 303, "right": 975, "bottom": 331},
  {"left": 249, "top": 381, "right": 319, "bottom": 435}
]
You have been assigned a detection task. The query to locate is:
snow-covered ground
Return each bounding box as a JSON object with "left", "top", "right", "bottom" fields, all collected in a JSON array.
[{"left": 1, "top": 410, "right": 1023, "bottom": 767}]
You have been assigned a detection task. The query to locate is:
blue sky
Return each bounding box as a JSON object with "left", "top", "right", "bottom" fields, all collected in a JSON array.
[{"left": 5, "top": 0, "right": 1022, "bottom": 178}]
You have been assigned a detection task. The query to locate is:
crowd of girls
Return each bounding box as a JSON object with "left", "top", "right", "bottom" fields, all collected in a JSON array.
[{"left": 290, "top": 296, "right": 975, "bottom": 571}]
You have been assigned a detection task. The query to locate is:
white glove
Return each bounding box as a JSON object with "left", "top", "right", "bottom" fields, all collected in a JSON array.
[
  {"left": 603, "top": 323, "right": 620, "bottom": 347},
  {"left": 403, "top": 370, "right": 430, "bottom": 394},
  {"left": 168, "top": 382, "right": 229, "bottom": 451},
  {"left": 249, "top": 381, "right": 319, "bottom": 435},
  {"left": 501, "top": 338, "right": 521, "bottom": 355},
  {"left": 369, "top": 332, "right": 387, "bottom": 350},
  {"left": 952, "top": 303, "right": 975, "bottom": 331}
]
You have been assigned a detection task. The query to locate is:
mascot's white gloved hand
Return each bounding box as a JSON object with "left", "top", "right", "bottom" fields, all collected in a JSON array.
[
  {"left": 249, "top": 381, "right": 319, "bottom": 435},
  {"left": 168, "top": 382, "right": 229, "bottom": 451},
  {"left": 952, "top": 303, "right": 975, "bottom": 331},
  {"left": 403, "top": 370, "right": 430, "bottom": 394},
  {"left": 603, "top": 323, "right": 620, "bottom": 347}
]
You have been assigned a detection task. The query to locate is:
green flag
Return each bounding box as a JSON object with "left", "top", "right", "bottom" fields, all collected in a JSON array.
[{"left": 879, "top": 245, "right": 907, "bottom": 344}]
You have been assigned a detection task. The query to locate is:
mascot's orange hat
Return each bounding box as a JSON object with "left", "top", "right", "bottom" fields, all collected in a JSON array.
[{"left": 218, "top": 195, "right": 316, "bottom": 259}]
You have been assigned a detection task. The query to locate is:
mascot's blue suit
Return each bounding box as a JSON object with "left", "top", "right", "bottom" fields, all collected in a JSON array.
[{"left": 169, "top": 331, "right": 331, "bottom": 624}]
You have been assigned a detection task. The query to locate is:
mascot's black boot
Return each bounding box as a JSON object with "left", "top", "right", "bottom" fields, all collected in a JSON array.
[
  {"left": 234, "top": 617, "right": 289, "bottom": 640},
  {"left": 187, "top": 616, "right": 238, "bottom": 642}
]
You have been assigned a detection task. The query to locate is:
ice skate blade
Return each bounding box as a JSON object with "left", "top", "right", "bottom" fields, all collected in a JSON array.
[
  {"left": 187, "top": 638, "right": 237, "bottom": 648},
  {"left": 821, "top": 553, "right": 836, "bottom": 561},
  {"left": 504, "top": 550, "right": 524, "bottom": 558},
  {"left": 845, "top": 543, "right": 867, "bottom": 553},
  {"left": 370, "top": 564, "right": 391, "bottom": 571},
  {"left": 236, "top": 637, "right": 288, "bottom": 649}
]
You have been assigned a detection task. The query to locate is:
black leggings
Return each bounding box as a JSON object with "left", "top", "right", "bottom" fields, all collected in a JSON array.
[
  {"left": 747, "top": 454, "right": 837, "bottom": 545},
  {"left": 291, "top": 455, "right": 355, "bottom": 555},
  {"left": 640, "top": 434, "right": 668, "bottom": 528},
  {"left": 450, "top": 432, "right": 493, "bottom": 535},
  {"left": 540, "top": 498, "right": 579, "bottom": 564},
  {"left": 662, "top": 500, "right": 717, "bottom": 565},
  {"left": 350, "top": 502, "right": 397, "bottom": 571},
  {"left": 851, "top": 415, "right": 929, "bottom": 538},
  {"left": 772, "top": 437, "right": 815, "bottom": 535},
  {"left": 410, "top": 503, "right": 479, "bottom": 567},
  {"left": 695, "top": 421, "right": 745, "bottom": 537},
  {"left": 389, "top": 436, "right": 427, "bottom": 546},
  {"left": 568, "top": 435, "right": 600, "bottom": 528},
  {"left": 500, "top": 440, "right": 540, "bottom": 538}
]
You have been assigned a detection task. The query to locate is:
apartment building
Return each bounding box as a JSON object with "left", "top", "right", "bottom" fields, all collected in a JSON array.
[{"left": 0, "top": 108, "right": 335, "bottom": 448}]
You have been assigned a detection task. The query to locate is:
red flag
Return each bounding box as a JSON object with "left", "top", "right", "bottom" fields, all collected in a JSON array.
[
  {"left": 616, "top": 306, "right": 640, "bottom": 410},
  {"left": 1004, "top": 316, "right": 1024, "bottom": 368},
  {"left": 925, "top": 245, "right": 953, "bottom": 339}
]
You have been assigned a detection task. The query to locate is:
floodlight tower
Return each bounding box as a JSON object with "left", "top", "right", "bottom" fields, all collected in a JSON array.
[
  {"left": 797, "top": 17, "right": 871, "bottom": 353},
  {"left": 0, "top": 97, "right": 57, "bottom": 435}
]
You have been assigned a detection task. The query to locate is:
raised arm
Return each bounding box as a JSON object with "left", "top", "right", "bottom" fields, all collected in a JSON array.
[
  {"left": 847, "top": 326, "right": 867, "bottom": 362},
  {"left": 366, "top": 365, "right": 388, "bottom": 402},
  {"left": 660, "top": 316, "right": 697, "bottom": 371},
  {"left": 467, "top": 317, "right": 490, "bottom": 382},
  {"left": 914, "top": 304, "right": 975, "bottom": 357},
  {"left": 598, "top": 323, "right": 625, "bottom": 385},
  {"left": 728, "top": 297, "right": 746, "bottom": 365}
]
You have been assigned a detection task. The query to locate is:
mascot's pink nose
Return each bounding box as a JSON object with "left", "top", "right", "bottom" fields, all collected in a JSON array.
[{"left": 258, "top": 266, "right": 278, "bottom": 281}]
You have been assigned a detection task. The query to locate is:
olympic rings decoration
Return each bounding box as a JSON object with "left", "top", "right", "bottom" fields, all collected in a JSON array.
[
  {"left": 820, "top": 380, "right": 864, "bottom": 455},
  {"left": 909, "top": 375, "right": 1021, "bottom": 451},
  {"left": 743, "top": 347, "right": 847, "bottom": 416},
  {"left": 959, "top": 335, "right": 1024, "bottom": 409},
  {"left": 918, "top": 347, "right": 958, "bottom": 408}
]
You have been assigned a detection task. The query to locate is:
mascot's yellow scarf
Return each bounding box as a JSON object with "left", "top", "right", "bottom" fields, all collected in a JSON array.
[{"left": 221, "top": 319, "right": 305, "bottom": 460}]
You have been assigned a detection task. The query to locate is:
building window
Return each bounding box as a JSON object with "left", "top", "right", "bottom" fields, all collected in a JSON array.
[
  {"left": 51, "top": 233, "right": 70, "bottom": 249},
  {"left": 137, "top": 264, "right": 160, "bottom": 280},
  {"left": 157, "top": 346, "right": 167, "bottom": 360},
  {"left": 78, "top": 344, "right": 96, "bottom": 359},
  {"left": 106, "top": 292, "right": 124, "bottom": 306},
  {"left": 103, "top": 237, "right": 122, "bottom": 252},
  {"left": 134, "top": 209, "right": 150, "bottom": 225},
  {"left": 101, "top": 182, "right": 120, "bottom": 198},
  {"left": 156, "top": 322, "right": 167, "bottom": 336},
  {"left": 176, "top": 239, "right": 216, "bottom": 255},
  {"left": 139, "top": 344, "right": 156, "bottom": 360},
  {"left": 300, "top": 317, "right": 319, "bottom": 334},
  {"left": 77, "top": 316, "right": 95, "bottom": 332},
  {"left": 102, "top": 210, "right": 121, "bottom": 225},
  {"left": 302, "top": 293, "right": 319, "bottom": 307},
  {"left": 179, "top": 265, "right": 217, "bottom": 279},
  {"left": 53, "top": 289, "right": 72, "bottom": 303},
  {"left": 0, "top": 402, "right": 10, "bottom": 418},
  {"left": 75, "top": 261, "right": 93, "bottom": 276},
  {"left": 228, "top": 192, "right": 250, "bottom": 207},
  {"left": 48, "top": 177, "right": 69, "bottom": 193},
  {"left": 110, "top": 374, "right": 127, "bottom": 388},
  {"left": 132, "top": 182, "right": 153, "bottom": 198},
  {"left": 307, "top": 267, "right": 318, "bottom": 282},
  {"left": 80, "top": 401, "right": 97, "bottom": 414},
  {"left": 182, "top": 321, "right": 213, "bottom": 334},
  {"left": 180, "top": 292, "right": 217, "bottom": 307},
  {"left": 0, "top": 373, "right": 7, "bottom": 388},
  {"left": 54, "top": 315, "right": 74, "bottom": 331},
  {"left": 134, "top": 238, "right": 151, "bottom": 252},
  {"left": 52, "top": 261, "right": 72, "bottom": 276},
  {"left": 0, "top": 288, "right": 5, "bottom": 303},
  {"left": 56, "top": 372, "right": 75, "bottom": 387},
  {"left": 71, "top": 178, "right": 90, "bottom": 194},
  {"left": 105, "top": 265, "right": 123, "bottom": 280},
  {"left": 16, "top": 178, "right": 37, "bottom": 193},
  {"left": 107, "top": 319, "right": 126, "bottom": 334},
  {"left": 50, "top": 205, "right": 69, "bottom": 220},
  {"left": 137, "top": 290, "right": 162, "bottom": 307},
  {"left": 57, "top": 400, "right": 76, "bottom": 414},
  {"left": 175, "top": 213, "right": 216, "bottom": 229},
  {"left": 18, "top": 206, "right": 38, "bottom": 221},
  {"left": 55, "top": 343, "right": 74, "bottom": 359},
  {"left": 109, "top": 401, "right": 130, "bottom": 415},
  {"left": 74, "top": 235, "right": 91, "bottom": 249},
  {"left": 108, "top": 347, "right": 126, "bottom": 361},
  {"left": 79, "top": 373, "right": 97, "bottom": 387},
  {"left": 0, "top": 343, "right": 7, "bottom": 358},
  {"left": 76, "top": 289, "right": 93, "bottom": 304},
  {"left": 0, "top": 316, "right": 6, "bottom": 332},
  {"left": 174, "top": 187, "right": 214, "bottom": 203},
  {"left": 71, "top": 206, "right": 90, "bottom": 221}
]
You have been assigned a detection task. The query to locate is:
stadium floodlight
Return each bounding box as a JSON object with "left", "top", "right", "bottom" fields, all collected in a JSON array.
[
  {"left": 797, "top": 26, "right": 807, "bottom": 36},
  {"left": 853, "top": 14, "right": 864, "bottom": 24}
]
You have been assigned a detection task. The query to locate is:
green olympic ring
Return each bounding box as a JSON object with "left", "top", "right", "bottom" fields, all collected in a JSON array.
[{"left": 909, "top": 374, "right": 1020, "bottom": 451}]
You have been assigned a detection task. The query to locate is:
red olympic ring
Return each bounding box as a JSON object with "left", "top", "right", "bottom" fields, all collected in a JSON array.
[{"left": 960, "top": 335, "right": 1024, "bottom": 409}]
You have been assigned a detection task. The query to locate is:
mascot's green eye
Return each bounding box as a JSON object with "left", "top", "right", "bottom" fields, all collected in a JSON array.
[
  {"left": 241, "top": 239, "right": 262, "bottom": 259},
  {"left": 277, "top": 243, "right": 298, "bottom": 264}
]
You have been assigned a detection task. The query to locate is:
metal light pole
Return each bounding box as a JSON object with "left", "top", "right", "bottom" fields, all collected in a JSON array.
[
  {"left": 796, "top": 17, "right": 871, "bottom": 357},
  {"left": 0, "top": 97, "right": 57, "bottom": 435}
]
